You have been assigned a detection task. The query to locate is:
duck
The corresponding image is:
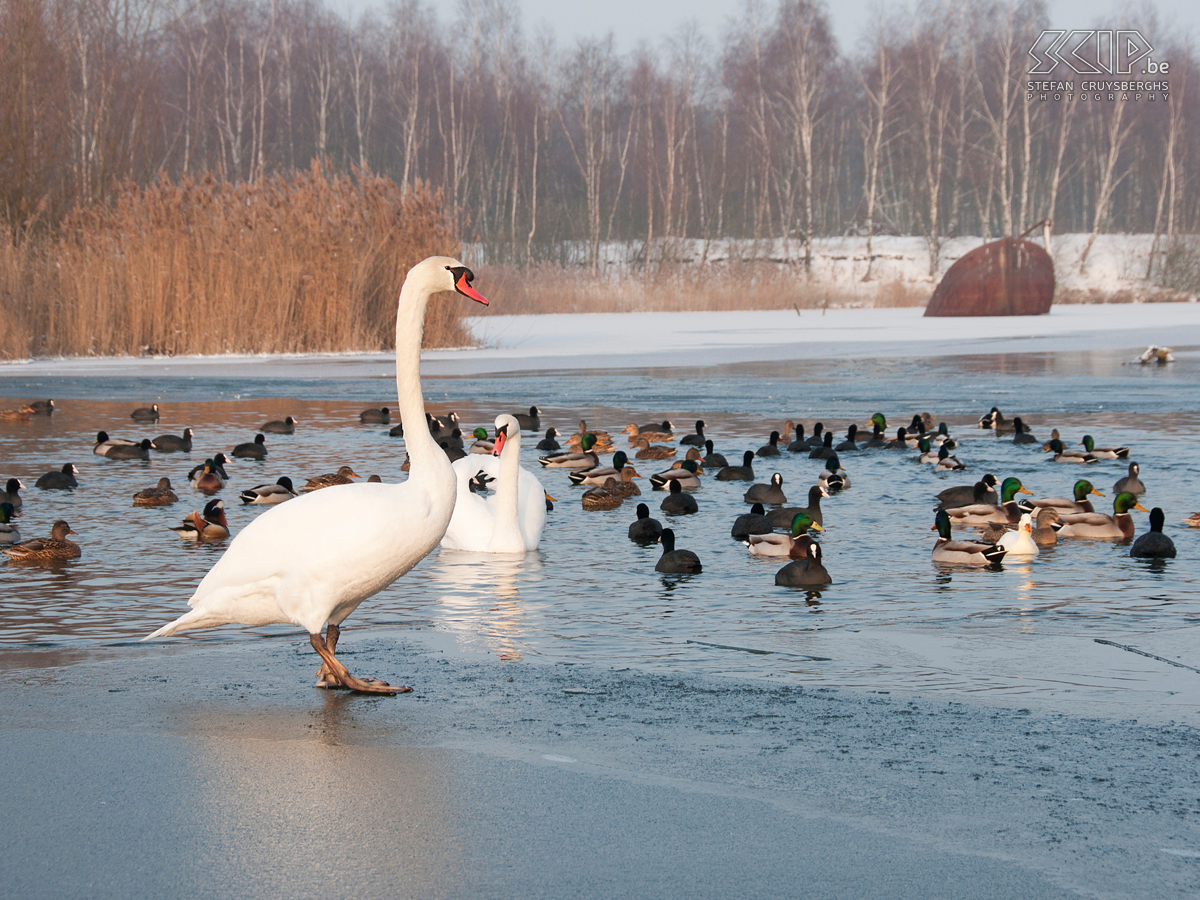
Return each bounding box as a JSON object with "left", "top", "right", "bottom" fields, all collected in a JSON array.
[
  {"left": 1046, "top": 438, "right": 1097, "bottom": 464},
  {"left": 569, "top": 451, "right": 632, "bottom": 485},
  {"left": 1030, "top": 479, "right": 1104, "bottom": 514},
  {"left": 808, "top": 431, "right": 836, "bottom": 460},
  {"left": 1039, "top": 428, "right": 1061, "bottom": 452},
  {"left": 3, "top": 520, "right": 80, "bottom": 561},
  {"left": 239, "top": 477, "right": 298, "bottom": 505},
  {"left": 301, "top": 466, "right": 360, "bottom": 492},
  {"left": 702, "top": 440, "right": 729, "bottom": 468},
  {"left": 1057, "top": 492, "right": 1147, "bottom": 540},
  {"left": 715, "top": 450, "right": 755, "bottom": 482},
  {"left": 942, "top": 477, "right": 1032, "bottom": 525},
  {"left": 169, "top": 499, "right": 231, "bottom": 541},
  {"left": 1184, "top": 513, "right": 1200, "bottom": 528},
  {"left": 1113, "top": 462, "right": 1146, "bottom": 496},
  {"left": 359, "top": 407, "right": 390, "bottom": 424},
  {"left": 746, "top": 512, "right": 823, "bottom": 557},
  {"left": 679, "top": 420, "right": 707, "bottom": 446},
  {"left": 634, "top": 438, "right": 677, "bottom": 460},
  {"left": 1130, "top": 508, "right": 1176, "bottom": 558},
  {"left": 917, "top": 440, "right": 939, "bottom": 464},
  {"left": 660, "top": 479, "right": 698, "bottom": 514},
  {"left": 931, "top": 510, "right": 1006, "bottom": 565},
  {"left": 625, "top": 422, "right": 671, "bottom": 444},
  {"left": 0, "top": 502, "right": 19, "bottom": 543},
  {"left": 934, "top": 444, "right": 966, "bottom": 472},
  {"left": 936, "top": 474, "right": 998, "bottom": 510},
  {"left": 757, "top": 431, "right": 782, "bottom": 457},
  {"left": 0, "top": 406, "right": 35, "bottom": 421},
  {"left": 443, "top": 415, "right": 548, "bottom": 552},
  {"left": 835, "top": 425, "right": 859, "bottom": 452},
  {"left": 784, "top": 423, "right": 808, "bottom": 452},
  {"left": 998, "top": 513, "right": 1038, "bottom": 556},
  {"left": 731, "top": 502, "right": 774, "bottom": 540},
  {"left": 262, "top": 416, "right": 298, "bottom": 434},
  {"left": 929, "top": 422, "right": 955, "bottom": 447},
  {"left": 35, "top": 463, "right": 79, "bottom": 490},
  {"left": 152, "top": 428, "right": 194, "bottom": 452},
  {"left": 628, "top": 503, "right": 664, "bottom": 542},
  {"left": 767, "top": 484, "right": 829, "bottom": 529},
  {"left": 131, "top": 404, "right": 160, "bottom": 422},
  {"left": 581, "top": 478, "right": 625, "bottom": 511},
  {"left": 536, "top": 428, "right": 561, "bottom": 451},
  {"left": 1032, "top": 508, "right": 1061, "bottom": 547},
  {"left": 145, "top": 255, "right": 489, "bottom": 694},
  {"left": 1080, "top": 435, "right": 1130, "bottom": 460},
  {"left": 134, "top": 477, "right": 180, "bottom": 507},
  {"left": 817, "top": 455, "right": 849, "bottom": 491},
  {"left": 744, "top": 473, "right": 786, "bottom": 505},
  {"left": 774, "top": 541, "right": 831, "bottom": 586},
  {"left": 232, "top": 433, "right": 268, "bottom": 460},
  {"left": 466, "top": 427, "right": 495, "bottom": 454},
  {"left": 105, "top": 439, "right": 153, "bottom": 460},
  {"left": 514, "top": 406, "right": 541, "bottom": 431},
  {"left": 540, "top": 433, "right": 600, "bottom": 469},
  {"left": 610, "top": 467, "right": 644, "bottom": 498},
  {"left": 191, "top": 460, "right": 225, "bottom": 493},
  {"left": 93, "top": 431, "right": 135, "bottom": 456},
  {"left": 567, "top": 420, "right": 612, "bottom": 449},
  {"left": 650, "top": 460, "right": 702, "bottom": 491},
  {"left": 655, "top": 528, "right": 702, "bottom": 574},
  {"left": 188, "top": 453, "right": 229, "bottom": 482},
  {"left": 1012, "top": 418, "right": 1038, "bottom": 444},
  {"left": 1, "top": 478, "right": 25, "bottom": 510}
]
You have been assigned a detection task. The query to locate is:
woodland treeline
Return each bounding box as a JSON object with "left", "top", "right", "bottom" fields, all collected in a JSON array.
[{"left": 1, "top": 0, "right": 1196, "bottom": 275}]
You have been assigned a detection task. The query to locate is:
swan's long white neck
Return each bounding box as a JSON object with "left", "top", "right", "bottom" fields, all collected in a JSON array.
[
  {"left": 395, "top": 268, "right": 450, "bottom": 479},
  {"left": 489, "top": 416, "right": 525, "bottom": 552}
]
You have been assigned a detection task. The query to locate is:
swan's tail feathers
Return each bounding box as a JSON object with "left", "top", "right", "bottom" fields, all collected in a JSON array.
[{"left": 144, "top": 607, "right": 210, "bottom": 640}]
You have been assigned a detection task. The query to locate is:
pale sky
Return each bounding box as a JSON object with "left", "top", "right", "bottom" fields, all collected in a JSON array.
[{"left": 335, "top": 0, "right": 1199, "bottom": 58}]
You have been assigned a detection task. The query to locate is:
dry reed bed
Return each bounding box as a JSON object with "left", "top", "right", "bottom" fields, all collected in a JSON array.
[{"left": 0, "top": 164, "right": 462, "bottom": 359}]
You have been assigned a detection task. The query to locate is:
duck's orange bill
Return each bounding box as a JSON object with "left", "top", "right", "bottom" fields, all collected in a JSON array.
[{"left": 455, "top": 272, "right": 489, "bottom": 305}]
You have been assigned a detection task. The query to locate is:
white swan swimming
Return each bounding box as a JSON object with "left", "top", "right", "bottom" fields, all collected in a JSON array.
[
  {"left": 144, "top": 257, "right": 489, "bottom": 694},
  {"left": 441, "top": 414, "right": 548, "bottom": 553}
]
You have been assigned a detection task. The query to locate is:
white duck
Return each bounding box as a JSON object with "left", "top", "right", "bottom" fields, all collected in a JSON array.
[
  {"left": 442, "top": 414, "right": 548, "bottom": 553},
  {"left": 144, "top": 257, "right": 489, "bottom": 694},
  {"left": 998, "top": 513, "right": 1039, "bottom": 557}
]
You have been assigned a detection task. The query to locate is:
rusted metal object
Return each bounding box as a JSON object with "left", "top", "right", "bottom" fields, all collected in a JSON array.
[{"left": 924, "top": 236, "right": 1055, "bottom": 317}]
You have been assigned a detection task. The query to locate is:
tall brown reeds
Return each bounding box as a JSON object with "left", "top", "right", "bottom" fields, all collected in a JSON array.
[{"left": 0, "top": 163, "right": 463, "bottom": 359}]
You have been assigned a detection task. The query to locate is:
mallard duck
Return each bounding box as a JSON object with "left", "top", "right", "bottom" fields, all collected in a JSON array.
[
  {"left": 239, "top": 476, "right": 297, "bottom": 505},
  {"left": 581, "top": 478, "right": 625, "bottom": 511},
  {"left": 634, "top": 438, "right": 677, "bottom": 460},
  {"left": 468, "top": 427, "right": 495, "bottom": 454},
  {"left": 539, "top": 433, "right": 600, "bottom": 469},
  {"left": 682, "top": 447, "right": 703, "bottom": 463},
  {"left": 817, "top": 455, "right": 849, "bottom": 491},
  {"left": 301, "top": 466, "right": 360, "bottom": 492},
  {"left": 808, "top": 431, "right": 835, "bottom": 460},
  {"left": 680, "top": 420, "right": 707, "bottom": 446},
  {"left": 702, "top": 441, "right": 729, "bottom": 468},
  {"left": 660, "top": 479, "right": 698, "bottom": 514},
  {"left": 131, "top": 404, "right": 160, "bottom": 421},
  {"left": 359, "top": 407, "right": 390, "bottom": 423},
  {"left": 628, "top": 503, "right": 664, "bottom": 542},
  {"left": 1057, "top": 492, "right": 1147, "bottom": 539},
  {"left": 746, "top": 512, "right": 823, "bottom": 557},
  {"left": 0, "top": 406, "right": 35, "bottom": 421},
  {"left": 864, "top": 412, "right": 887, "bottom": 433},
  {"left": 1131, "top": 508, "right": 1176, "bottom": 558},
  {"left": 785, "top": 423, "right": 807, "bottom": 452},
  {"left": 188, "top": 452, "right": 229, "bottom": 482},
  {"left": 170, "top": 499, "right": 230, "bottom": 541},
  {"left": 570, "top": 451, "right": 632, "bottom": 485},
  {"left": 1, "top": 478, "right": 25, "bottom": 510},
  {"left": 232, "top": 433, "right": 268, "bottom": 459},
  {"left": 929, "top": 422, "right": 955, "bottom": 447},
  {"left": 611, "top": 467, "right": 643, "bottom": 498},
  {"left": 134, "top": 477, "right": 179, "bottom": 507},
  {"left": 262, "top": 416, "right": 298, "bottom": 434},
  {"left": 567, "top": 420, "right": 611, "bottom": 448},
  {"left": 1184, "top": 512, "right": 1200, "bottom": 528},
  {"left": 536, "top": 428, "right": 561, "bottom": 451},
  {"left": 757, "top": 431, "right": 782, "bottom": 457},
  {"left": 998, "top": 513, "right": 1038, "bottom": 556},
  {"left": 191, "top": 459, "right": 225, "bottom": 493},
  {"left": 1080, "top": 435, "right": 1129, "bottom": 459},
  {"left": 106, "top": 439, "right": 152, "bottom": 460},
  {"left": 1012, "top": 418, "right": 1037, "bottom": 444},
  {"left": 1031, "top": 479, "right": 1104, "bottom": 514},
  {"left": 1113, "top": 462, "right": 1146, "bottom": 496},
  {"left": 0, "top": 502, "right": 19, "bottom": 543},
  {"left": 943, "top": 477, "right": 1032, "bottom": 525},
  {"left": 715, "top": 450, "right": 755, "bottom": 482},
  {"left": 28, "top": 399, "right": 55, "bottom": 414},
  {"left": 744, "top": 473, "right": 786, "bottom": 505},
  {"left": 650, "top": 460, "right": 702, "bottom": 491},
  {"left": 1032, "top": 508, "right": 1061, "bottom": 547},
  {"left": 152, "top": 428, "right": 194, "bottom": 452},
  {"left": 514, "top": 406, "right": 541, "bottom": 431},
  {"left": 1046, "top": 438, "right": 1097, "bottom": 464},
  {"left": 774, "top": 541, "right": 831, "bottom": 585},
  {"left": 1040, "top": 428, "right": 1062, "bottom": 452},
  {"left": 936, "top": 474, "right": 998, "bottom": 510},
  {"left": 93, "top": 431, "right": 135, "bottom": 456},
  {"left": 35, "top": 463, "right": 79, "bottom": 490},
  {"left": 3, "top": 519, "right": 80, "bottom": 560},
  {"left": 932, "top": 509, "right": 1006, "bottom": 565},
  {"left": 731, "top": 503, "right": 773, "bottom": 540},
  {"left": 935, "top": 444, "right": 966, "bottom": 472},
  {"left": 655, "top": 528, "right": 701, "bottom": 574},
  {"left": 918, "top": 440, "right": 939, "bottom": 464},
  {"left": 767, "top": 485, "right": 829, "bottom": 529},
  {"left": 835, "top": 425, "right": 859, "bottom": 452},
  {"left": 625, "top": 422, "right": 671, "bottom": 444}
]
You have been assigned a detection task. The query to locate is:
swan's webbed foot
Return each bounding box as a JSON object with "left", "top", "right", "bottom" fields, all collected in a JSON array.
[{"left": 309, "top": 628, "right": 412, "bottom": 695}]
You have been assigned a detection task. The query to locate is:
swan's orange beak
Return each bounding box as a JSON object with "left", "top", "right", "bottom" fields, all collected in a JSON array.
[
  {"left": 454, "top": 271, "right": 489, "bottom": 305},
  {"left": 492, "top": 432, "right": 506, "bottom": 457}
]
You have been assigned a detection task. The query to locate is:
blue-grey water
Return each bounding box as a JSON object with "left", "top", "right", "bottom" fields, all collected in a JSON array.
[{"left": 2, "top": 346, "right": 1197, "bottom": 700}]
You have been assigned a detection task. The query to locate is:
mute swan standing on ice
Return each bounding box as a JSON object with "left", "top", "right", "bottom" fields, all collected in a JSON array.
[{"left": 144, "top": 257, "right": 489, "bottom": 694}]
